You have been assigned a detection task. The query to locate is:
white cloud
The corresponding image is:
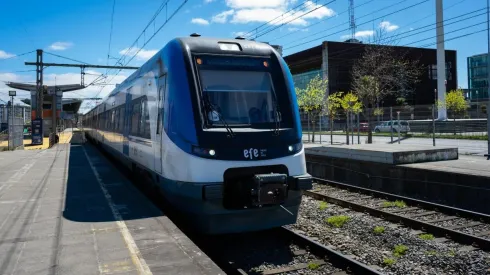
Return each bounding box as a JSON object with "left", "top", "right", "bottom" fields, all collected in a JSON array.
[
  {"left": 231, "top": 8, "right": 308, "bottom": 25},
  {"left": 191, "top": 18, "right": 210, "bottom": 25},
  {"left": 225, "top": 0, "right": 288, "bottom": 9},
  {"left": 0, "top": 50, "right": 15, "bottom": 59},
  {"left": 48, "top": 42, "right": 73, "bottom": 51},
  {"left": 288, "top": 27, "right": 308, "bottom": 32},
  {"left": 223, "top": 0, "right": 334, "bottom": 26},
  {"left": 119, "top": 47, "right": 158, "bottom": 61},
  {"left": 212, "top": 10, "right": 234, "bottom": 23},
  {"left": 379, "top": 21, "right": 399, "bottom": 32},
  {"left": 232, "top": 31, "right": 247, "bottom": 37},
  {"left": 340, "top": 30, "right": 374, "bottom": 40}
]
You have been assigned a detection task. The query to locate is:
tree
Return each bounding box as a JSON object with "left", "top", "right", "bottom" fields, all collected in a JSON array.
[
  {"left": 340, "top": 92, "right": 362, "bottom": 144},
  {"left": 352, "top": 31, "right": 421, "bottom": 143},
  {"left": 325, "top": 92, "right": 343, "bottom": 144},
  {"left": 296, "top": 75, "right": 328, "bottom": 143},
  {"left": 437, "top": 89, "right": 468, "bottom": 135}
]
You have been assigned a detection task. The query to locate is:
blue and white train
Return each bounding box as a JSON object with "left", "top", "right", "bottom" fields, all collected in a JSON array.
[{"left": 82, "top": 35, "right": 312, "bottom": 234}]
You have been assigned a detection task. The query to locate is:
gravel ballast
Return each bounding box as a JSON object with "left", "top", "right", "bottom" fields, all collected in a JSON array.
[{"left": 287, "top": 196, "right": 490, "bottom": 274}]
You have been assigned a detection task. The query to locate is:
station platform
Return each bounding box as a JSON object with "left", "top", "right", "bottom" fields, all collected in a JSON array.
[
  {"left": 0, "top": 131, "right": 223, "bottom": 275},
  {"left": 304, "top": 143, "right": 458, "bottom": 164}
]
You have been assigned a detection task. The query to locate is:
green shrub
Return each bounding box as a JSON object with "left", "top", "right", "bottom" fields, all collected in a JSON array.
[
  {"left": 318, "top": 201, "right": 328, "bottom": 210},
  {"left": 307, "top": 262, "right": 320, "bottom": 270},
  {"left": 382, "top": 200, "right": 407, "bottom": 208},
  {"left": 373, "top": 226, "right": 385, "bottom": 234},
  {"left": 383, "top": 258, "right": 396, "bottom": 266},
  {"left": 419, "top": 234, "right": 434, "bottom": 240},
  {"left": 326, "top": 215, "right": 350, "bottom": 228},
  {"left": 393, "top": 245, "right": 408, "bottom": 257}
]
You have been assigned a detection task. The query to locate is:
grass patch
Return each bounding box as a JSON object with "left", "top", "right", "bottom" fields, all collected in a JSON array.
[
  {"left": 447, "top": 249, "right": 456, "bottom": 257},
  {"left": 383, "top": 258, "right": 396, "bottom": 266},
  {"left": 326, "top": 215, "right": 350, "bottom": 228},
  {"left": 318, "top": 201, "right": 328, "bottom": 210},
  {"left": 393, "top": 245, "right": 408, "bottom": 257},
  {"left": 425, "top": 250, "right": 437, "bottom": 256},
  {"left": 307, "top": 262, "right": 320, "bottom": 270},
  {"left": 382, "top": 200, "right": 407, "bottom": 208},
  {"left": 373, "top": 226, "right": 385, "bottom": 234},
  {"left": 419, "top": 233, "right": 434, "bottom": 240}
]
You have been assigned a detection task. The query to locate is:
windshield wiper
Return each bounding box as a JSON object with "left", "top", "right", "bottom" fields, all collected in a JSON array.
[
  {"left": 203, "top": 94, "right": 235, "bottom": 138},
  {"left": 270, "top": 88, "right": 281, "bottom": 136}
]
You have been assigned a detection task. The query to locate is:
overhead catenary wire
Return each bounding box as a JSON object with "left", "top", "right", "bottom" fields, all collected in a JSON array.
[
  {"left": 286, "top": 24, "right": 488, "bottom": 76},
  {"left": 95, "top": 0, "right": 189, "bottom": 100},
  {"left": 0, "top": 50, "right": 36, "bottom": 61},
  {"left": 269, "top": 0, "right": 393, "bottom": 42},
  {"left": 251, "top": 0, "right": 337, "bottom": 40},
  {"left": 286, "top": 7, "right": 488, "bottom": 69},
  {"left": 241, "top": 0, "right": 319, "bottom": 38},
  {"left": 284, "top": 0, "right": 430, "bottom": 50}
]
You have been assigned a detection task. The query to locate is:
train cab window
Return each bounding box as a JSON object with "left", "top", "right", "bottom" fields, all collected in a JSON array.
[{"left": 199, "top": 70, "right": 278, "bottom": 126}]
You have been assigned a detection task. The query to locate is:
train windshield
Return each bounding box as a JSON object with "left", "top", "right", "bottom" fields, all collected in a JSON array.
[{"left": 199, "top": 69, "right": 281, "bottom": 126}]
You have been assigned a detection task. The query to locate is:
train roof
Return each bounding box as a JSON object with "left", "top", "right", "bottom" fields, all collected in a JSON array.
[
  {"left": 83, "top": 36, "right": 279, "bottom": 115},
  {"left": 176, "top": 36, "right": 277, "bottom": 57}
]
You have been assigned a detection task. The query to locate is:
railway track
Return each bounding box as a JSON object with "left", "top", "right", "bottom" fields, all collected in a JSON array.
[
  {"left": 306, "top": 177, "right": 490, "bottom": 252},
  {"left": 197, "top": 227, "right": 382, "bottom": 275}
]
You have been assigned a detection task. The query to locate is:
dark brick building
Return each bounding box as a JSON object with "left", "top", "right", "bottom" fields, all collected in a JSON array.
[{"left": 284, "top": 41, "right": 457, "bottom": 106}]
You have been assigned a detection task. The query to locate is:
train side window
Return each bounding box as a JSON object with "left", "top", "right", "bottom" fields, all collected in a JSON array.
[
  {"left": 157, "top": 75, "right": 166, "bottom": 135},
  {"left": 131, "top": 101, "right": 141, "bottom": 136},
  {"left": 143, "top": 99, "right": 150, "bottom": 138},
  {"left": 120, "top": 105, "right": 125, "bottom": 133},
  {"left": 139, "top": 99, "right": 149, "bottom": 138}
]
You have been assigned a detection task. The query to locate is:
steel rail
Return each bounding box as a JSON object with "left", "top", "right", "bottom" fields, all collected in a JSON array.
[
  {"left": 312, "top": 177, "right": 490, "bottom": 223},
  {"left": 306, "top": 178, "right": 490, "bottom": 251},
  {"left": 279, "top": 227, "right": 383, "bottom": 275}
]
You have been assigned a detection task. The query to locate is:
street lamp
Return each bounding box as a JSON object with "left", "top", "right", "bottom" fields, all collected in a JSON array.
[{"left": 8, "top": 91, "right": 16, "bottom": 150}]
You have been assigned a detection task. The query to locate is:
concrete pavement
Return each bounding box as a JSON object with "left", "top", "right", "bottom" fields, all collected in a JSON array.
[{"left": 303, "top": 134, "right": 488, "bottom": 156}]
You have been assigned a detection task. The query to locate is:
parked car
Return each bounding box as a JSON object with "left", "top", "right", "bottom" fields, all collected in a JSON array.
[
  {"left": 352, "top": 122, "right": 370, "bottom": 132},
  {"left": 374, "top": 120, "right": 410, "bottom": 133}
]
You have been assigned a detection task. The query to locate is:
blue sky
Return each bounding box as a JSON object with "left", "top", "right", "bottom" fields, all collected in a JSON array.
[{"left": 0, "top": 0, "right": 488, "bottom": 109}]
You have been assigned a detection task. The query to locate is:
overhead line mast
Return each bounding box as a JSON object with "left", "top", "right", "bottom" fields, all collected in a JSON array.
[{"left": 349, "top": 0, "right": 356, "bottom": 40}]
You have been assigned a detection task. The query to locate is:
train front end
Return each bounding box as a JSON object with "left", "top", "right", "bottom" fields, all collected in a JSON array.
[{"left": 161, "top": 36, "right": 312, "bottom": 234}]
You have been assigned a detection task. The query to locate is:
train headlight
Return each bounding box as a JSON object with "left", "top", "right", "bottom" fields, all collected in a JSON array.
[
  {"left": 288, "top": 142, "right": 303, "bottom": 154},
  {"left": 192, "top": 146, "right": 216, "bottom": 158}
]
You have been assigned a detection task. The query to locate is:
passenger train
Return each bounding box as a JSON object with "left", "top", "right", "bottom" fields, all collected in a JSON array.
[{"left": 82, "top": 35, "right": 312, "bottom": 234}]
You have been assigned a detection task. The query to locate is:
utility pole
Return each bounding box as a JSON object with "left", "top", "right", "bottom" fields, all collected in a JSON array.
[
  {"left": 25, "top": 50, "right": 139, "bottom": 146},
  {"left": 487, "top": 0, "right": 490, "bottom": 158},
  {"left": 436, "top": 0, "right": 447, "bottom": 120}
]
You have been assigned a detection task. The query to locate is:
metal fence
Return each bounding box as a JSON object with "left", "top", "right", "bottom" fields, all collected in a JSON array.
[
  {"left": 301, "top": 103, "right": 490, "bottom": 156},
  {"left": 0, "top": 105, "right": 27, "bottom": 151}
]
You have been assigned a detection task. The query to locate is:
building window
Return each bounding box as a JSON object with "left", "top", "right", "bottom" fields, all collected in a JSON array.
[{"left": 428, "top": 63, "right": 451, "bottom": 80}]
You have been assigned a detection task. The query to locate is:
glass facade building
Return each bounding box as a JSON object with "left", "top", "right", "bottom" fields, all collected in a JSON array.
[
  {"left": 467, "top": 54, "right": 489, "bottom": 101},
  {"left": 292, "top": 69, "right": 323, "bottom": 90}
]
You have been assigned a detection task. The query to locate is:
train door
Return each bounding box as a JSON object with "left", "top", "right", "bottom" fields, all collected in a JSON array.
[{"left": 154, "top": 75, "right": 166, "bottom": 174}]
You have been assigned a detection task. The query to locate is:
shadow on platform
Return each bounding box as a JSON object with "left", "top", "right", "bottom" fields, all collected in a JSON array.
[{"left": 62, "top": 137, "right": 162, "bottom": 223}]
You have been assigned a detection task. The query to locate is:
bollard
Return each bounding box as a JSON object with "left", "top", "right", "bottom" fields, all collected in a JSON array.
[
  {"left": 357, "top": 113, "right": 360, "bottom": 144},
  {"left": 397, "top": 111, "right": 400, "bottom": 144},
  {"left": 390, "top": 107, "right": 393, "bottom": 143},
  {"left": 432, "top": 104, "right": 436, "bottom": 146}
]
